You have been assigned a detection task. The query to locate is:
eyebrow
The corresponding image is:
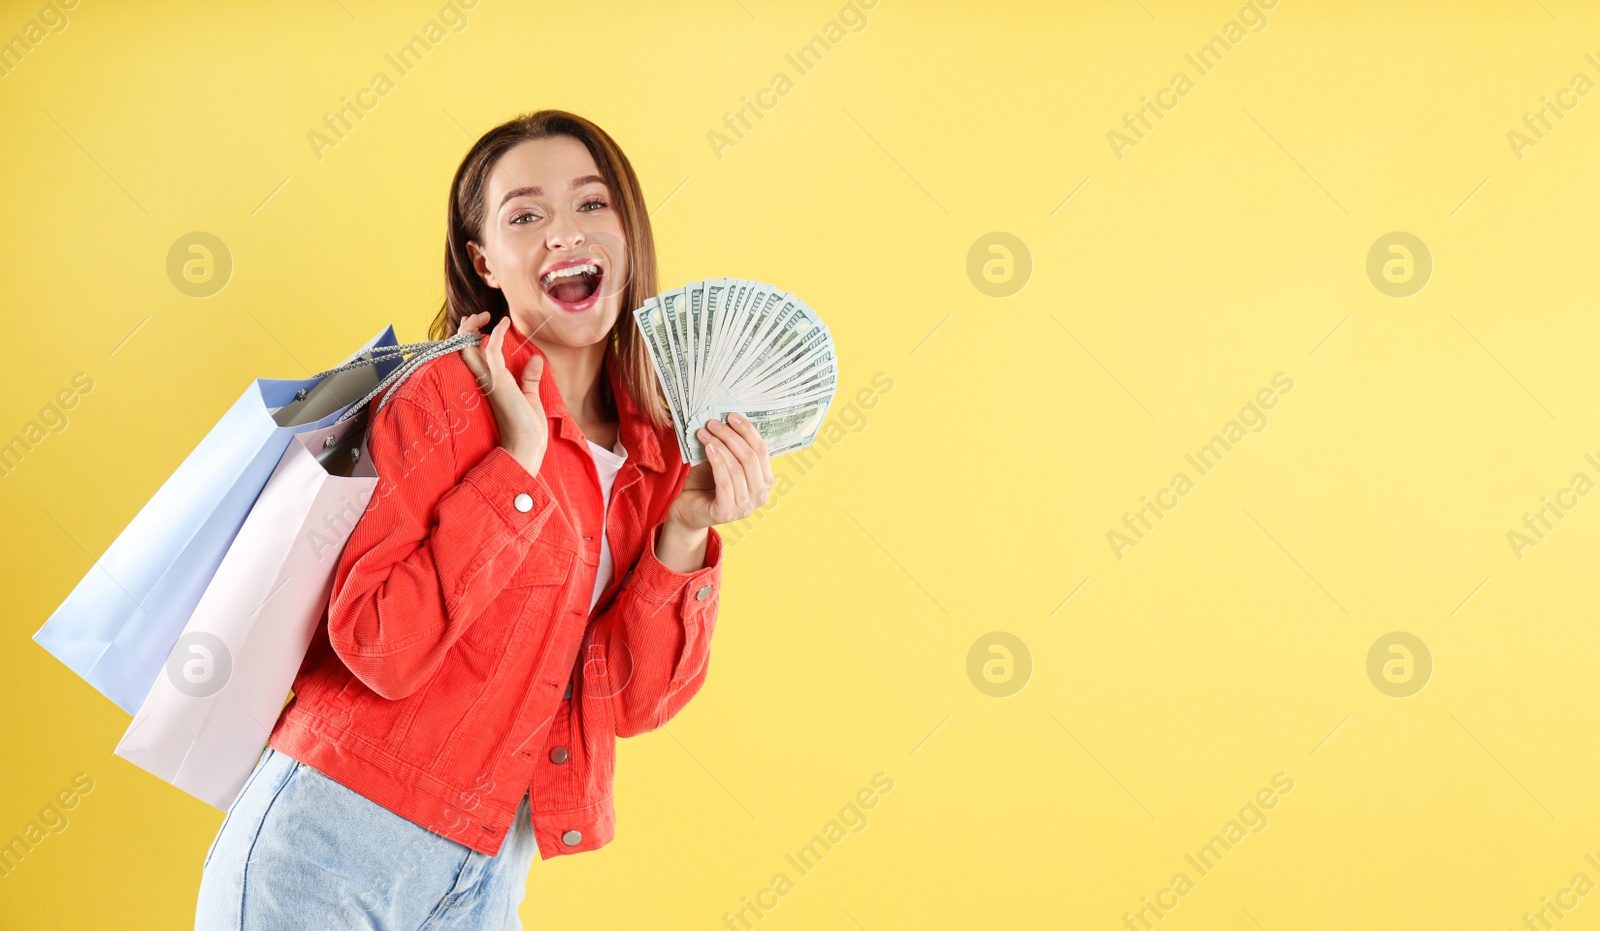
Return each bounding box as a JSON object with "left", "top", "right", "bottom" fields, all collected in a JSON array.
[{"left": 498, "top": 174, "right": 607, "bottom": 210}]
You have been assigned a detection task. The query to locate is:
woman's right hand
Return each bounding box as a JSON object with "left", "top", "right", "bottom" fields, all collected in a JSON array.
[{"left": 457, "top": 312, "right": 548, "bottom": 476}]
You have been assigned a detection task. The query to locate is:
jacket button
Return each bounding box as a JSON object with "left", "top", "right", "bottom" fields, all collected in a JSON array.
[
  {"left": 549, "top": 746, "right": 568, "bottom": 764},
  {"left": 514, "top": 493, "right": 533, "bottom": 512},
  {"left": 562, "top": 829, "right": 582, "bottom": 846},
  {"left": 696, "top": 584, "right": 712, "bottom": 601}
]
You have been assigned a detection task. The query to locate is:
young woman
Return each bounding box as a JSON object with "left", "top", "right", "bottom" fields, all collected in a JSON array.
[{"left": 195, "top": 110, "right": 773, "bottom": 930}]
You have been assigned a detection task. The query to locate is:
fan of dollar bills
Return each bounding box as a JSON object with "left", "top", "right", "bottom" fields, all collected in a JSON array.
[{"left": 633, "top": 278, "right": 838, "bottom": 465}]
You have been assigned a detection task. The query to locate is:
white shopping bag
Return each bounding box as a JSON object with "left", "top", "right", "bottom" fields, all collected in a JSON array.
[
  {"left": 112, "top": 414, "right": 378, "bottom": 810},
  {"left": 109, "top": 329, "right": 482, "bottom": 810},
  {"left": 33, "top": 325, "right": 402, "bottom": 715}
]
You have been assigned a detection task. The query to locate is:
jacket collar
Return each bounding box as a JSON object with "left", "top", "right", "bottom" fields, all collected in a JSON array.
[{"left": 499, "top": 316, "right": 666, "bottom": 473}]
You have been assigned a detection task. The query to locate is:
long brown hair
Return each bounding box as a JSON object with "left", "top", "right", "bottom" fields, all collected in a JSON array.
[{"left": 428, "top": 109, "right": 670, "bottom": 428}]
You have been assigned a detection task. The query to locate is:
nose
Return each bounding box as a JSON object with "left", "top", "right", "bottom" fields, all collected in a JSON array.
[{"left": 545, "top": 209, "right": 585, "bottom": 251}]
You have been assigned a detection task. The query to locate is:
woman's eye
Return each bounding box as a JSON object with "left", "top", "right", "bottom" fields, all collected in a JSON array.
[{"left": 511, "top": 200, "right": 605, "bottom": 224}]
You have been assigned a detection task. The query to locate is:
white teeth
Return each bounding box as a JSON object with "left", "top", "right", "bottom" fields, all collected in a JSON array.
[{"left": 539, "top": 263, "right": 601, "bottom": 290}]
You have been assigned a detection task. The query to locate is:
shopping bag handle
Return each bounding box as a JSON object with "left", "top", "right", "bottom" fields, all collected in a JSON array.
[{"left": 294, "top": 331, "right": 487, "bottom": 428}]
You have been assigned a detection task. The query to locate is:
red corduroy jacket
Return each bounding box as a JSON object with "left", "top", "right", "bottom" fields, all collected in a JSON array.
[{"left": 267, "top": 325, "right": 723, "bottom": 858}]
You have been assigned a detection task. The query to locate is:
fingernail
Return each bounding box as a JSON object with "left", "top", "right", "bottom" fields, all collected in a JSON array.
[{"left": 728, "top": 413, "right": 741, "bottom": 425}]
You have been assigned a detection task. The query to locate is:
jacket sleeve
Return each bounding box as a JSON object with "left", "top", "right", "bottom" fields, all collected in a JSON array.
[
  {"left": 325, "top": 390, "right": 565, "bottom": 700},
  {"left": 582, "top": 485, "right": 724, "bottom": 738}
]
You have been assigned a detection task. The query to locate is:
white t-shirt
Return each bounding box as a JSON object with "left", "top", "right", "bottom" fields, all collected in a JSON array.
[{"left": 586, "top": 435, "right": 628, "bottom": 612}]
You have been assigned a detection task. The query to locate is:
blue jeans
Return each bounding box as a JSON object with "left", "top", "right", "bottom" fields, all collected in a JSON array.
[{"left": 195, "top": 747, "right": 537, "bottom": 930}]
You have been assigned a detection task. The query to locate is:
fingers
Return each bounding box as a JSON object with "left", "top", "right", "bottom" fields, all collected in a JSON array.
[
  {"left": 700, "top": 431, "right": 743, "bottom": 524},
  {"left": 485, "top": 318, "right": 509, "bottom": 383},
  {"left": 521, "top": 351, "right": 544, "bottom": 394},
  {"left": 457, "top": 313, "right": 491, "bottom": 389},
  {"left": 699, "top": 420, "right": 752, "bottom": 518},
  {"left": 725, "top": 412, "right": 774, "bottom": 488},
  {"left": 707, "top": 415, "right": 771, "bottom": 511},
  {"left": 518, "top": 353, "right": 548, "bottom": 424},
  {"left": 465, "top": 317, "right": 508, "bottom": 399}
]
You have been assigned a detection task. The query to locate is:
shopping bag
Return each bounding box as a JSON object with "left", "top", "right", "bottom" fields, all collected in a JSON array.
[
  {"left": 109, "top": 331, "right": 483, "bottom": 810},
  {"left": 33, "top": 325, "right": 405, "bottom": 715},
  {"left": 114, "top": 414, "right": 376, "bottom": 809}
]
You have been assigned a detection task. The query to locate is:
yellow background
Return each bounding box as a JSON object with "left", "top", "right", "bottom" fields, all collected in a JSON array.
[{"left": 4, "top": 0, "right": 1600, "bottom": 928}]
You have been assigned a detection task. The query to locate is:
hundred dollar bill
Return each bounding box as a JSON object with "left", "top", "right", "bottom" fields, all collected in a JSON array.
[
  {"left": 683, "top": 396, "right": 833, "bottom": 465},
  {"left": 633, "top": 298, "right": 692, "bottom": 462},
  {"left": 633, "top": 277, "right": 839, "bottom": 468}
]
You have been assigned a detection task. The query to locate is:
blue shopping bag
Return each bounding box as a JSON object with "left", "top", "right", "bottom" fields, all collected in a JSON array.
[{"left": 34, "top": 324, "right": 407, "bottom": 714}]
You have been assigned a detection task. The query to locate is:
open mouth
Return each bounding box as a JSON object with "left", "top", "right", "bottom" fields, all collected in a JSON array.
[{"left": 538, "top": 261, "right": 605, "bottom": 312}]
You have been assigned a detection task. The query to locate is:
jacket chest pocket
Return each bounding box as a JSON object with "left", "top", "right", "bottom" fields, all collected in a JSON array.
[
  {"left": 461, "top": 550, "right": 577, "bottom": 657},
  {"left": 507, "top": 548, "right": 577, "bottom": 590},
  {"left": 505, "top": 548, "right": 580, "bottom": 655}
]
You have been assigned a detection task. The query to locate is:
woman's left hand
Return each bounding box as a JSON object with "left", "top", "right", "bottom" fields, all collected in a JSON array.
[{"left": 666, "top": 413, "right": 775, "bottom": 532}]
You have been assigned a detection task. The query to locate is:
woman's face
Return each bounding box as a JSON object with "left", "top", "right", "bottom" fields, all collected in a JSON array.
[{"left": 468, "top": 135, "right": 630, "bottom": 349}]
